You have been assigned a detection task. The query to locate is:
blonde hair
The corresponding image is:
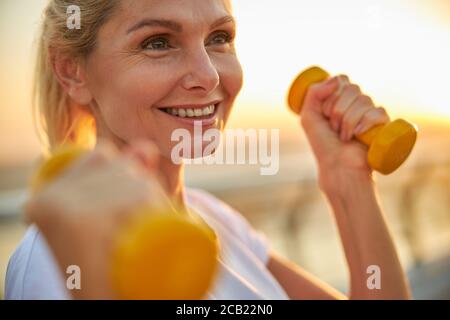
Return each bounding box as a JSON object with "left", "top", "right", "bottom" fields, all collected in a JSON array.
[{"left": 33, "top": 0, "right": 118, "bottom": 152}]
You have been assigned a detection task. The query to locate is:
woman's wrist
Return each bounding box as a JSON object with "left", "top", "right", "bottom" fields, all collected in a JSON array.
[{"left": 318, "top": 166, "right": 375, "bottom": 199}]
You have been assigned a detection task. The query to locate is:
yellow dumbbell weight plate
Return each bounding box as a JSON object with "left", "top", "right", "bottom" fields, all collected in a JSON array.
[
  {"left": 30, "top": 144, "right": 89, "bottom": 193},
  {"left": 288, "top": 66, "right": 330, "bottom": 114},
  {"left": 111, "top": 208, "right": 219, "bottom": 300},
  {"left": 368, "top": 119, "right": 418, "bottom": 175}
]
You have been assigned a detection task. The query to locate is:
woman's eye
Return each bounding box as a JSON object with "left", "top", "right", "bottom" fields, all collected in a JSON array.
[
  {"left": 142, "top": 37, "right": 171, "bottom": 51},
  {"left": 208, "top": 31, "right": 233, "bottom": 46}
]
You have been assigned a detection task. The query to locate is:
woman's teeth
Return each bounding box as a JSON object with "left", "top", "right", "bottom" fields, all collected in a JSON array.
[{"left": 163, "top": 105, "right": 215, "bottom": 118}]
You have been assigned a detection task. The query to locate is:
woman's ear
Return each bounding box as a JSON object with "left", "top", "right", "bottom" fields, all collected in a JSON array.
[{"left": 50, "top": 49, "right": 93, "bottom": 106}]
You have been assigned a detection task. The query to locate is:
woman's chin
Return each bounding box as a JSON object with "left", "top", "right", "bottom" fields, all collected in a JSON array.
[{"left": 164, "top": 138, "right": 222, "bottom": 164}]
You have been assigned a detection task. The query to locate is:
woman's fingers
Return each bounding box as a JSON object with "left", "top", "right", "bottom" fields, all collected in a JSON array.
[
  {"left": 322, "top": 75, "right": 350, "bottom": 117},
  {"left": 93, "top": 138, "right": 119, "bottom": 160},
  {"left": 76, "top": 139, "right": 160, "bottom": 182},
  {"left": 303, "top": 76, "right": 340, "bottom": 115},
  {"left": 321, "top": 75, "right": 391, "bottom": 142},
  {"left": 41, "top": 138, "right": 165, "bottom": 218},
  {"left": 328, "top": 82, "right": 361, "bottom": 132},
  {"left": 340, "top": 95, "right": 374, "bottom": 142},
  {"left": 120, "top": 140, "right": 174, "bottom": 209},
  {"left": 354, "top": 107, "right": 391, "bottom": 136},
  {"left": 122, "top": 140, "right": 160, "bottom": 175}
]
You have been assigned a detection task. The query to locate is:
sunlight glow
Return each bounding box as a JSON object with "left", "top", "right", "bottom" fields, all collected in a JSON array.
[
  {"left": 230, "top": 0, "right": 450, "bottom": 127},
  {"left": 0, "top": 0, "right": 449, "bottom": 164}
]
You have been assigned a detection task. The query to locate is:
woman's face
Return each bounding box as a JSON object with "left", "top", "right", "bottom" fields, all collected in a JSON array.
[{"left": 85, "top": 0, "right": 243, "bottom": 159}]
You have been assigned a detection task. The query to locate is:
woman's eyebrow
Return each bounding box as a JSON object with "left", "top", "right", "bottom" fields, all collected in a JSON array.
[
  {"left": 210, "top": 15, "right": 235, "bottom": 29},
  {"left": 126, "top": 15, "right": 235, "bottom": 35}
]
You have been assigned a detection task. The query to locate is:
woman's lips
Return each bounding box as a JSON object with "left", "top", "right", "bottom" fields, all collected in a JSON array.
[{"left": 157, "top": 103, "right": 220, "bottom": 127}]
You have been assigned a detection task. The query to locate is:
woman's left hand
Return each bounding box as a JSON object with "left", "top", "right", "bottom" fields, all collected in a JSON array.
[{"left": 299, "top": 75, "right": 390, "bottom": 185}]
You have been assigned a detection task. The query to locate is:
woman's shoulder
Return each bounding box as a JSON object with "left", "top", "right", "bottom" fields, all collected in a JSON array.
[
  {"left": 5, "top": 225, "right": 70, "bottom": 300},
  {"left": 185, "top": 187, "right": 251, "bottom": 231}
]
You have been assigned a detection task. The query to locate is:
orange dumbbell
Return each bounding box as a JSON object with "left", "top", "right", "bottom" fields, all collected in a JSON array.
[
  {"left": 30, "top": 144, "right": 219, "bottom": 299},
  {"left": 288, "top": 66, "right": 418, "bottom": 175}
]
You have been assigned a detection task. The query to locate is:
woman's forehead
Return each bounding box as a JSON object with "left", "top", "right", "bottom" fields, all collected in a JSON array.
[{"left": 112, "top": 0, "right": 233, "bottom": 33}]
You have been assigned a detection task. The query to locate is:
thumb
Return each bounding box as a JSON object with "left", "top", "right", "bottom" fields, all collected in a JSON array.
[
  {"left": 123, "top": 141, "right": 176, "bottom": 210},
  {"left": 302, "top": 76, "right": 339, "bottom": 115},
  {"left": 123, "top": 139, "right": 160, "bottom": 173}
]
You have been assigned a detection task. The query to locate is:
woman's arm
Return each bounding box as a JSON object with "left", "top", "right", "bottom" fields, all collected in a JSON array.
[
  {"left": 268, "top": 251, "right": 347, "bottom": 300},
  {"left": 268, "top": 169, "right": 411, "bottom": 300},
  {"left": 268, "top": 75, "right": 411, "bottom": 300},
  {"left": 319, "top": 168, "right": 411, "bottom": 299}
]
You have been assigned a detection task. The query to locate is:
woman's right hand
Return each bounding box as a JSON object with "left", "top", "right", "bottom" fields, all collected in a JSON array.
[{"left": 24, "top": 139, "right": 166, "bottom": 299}]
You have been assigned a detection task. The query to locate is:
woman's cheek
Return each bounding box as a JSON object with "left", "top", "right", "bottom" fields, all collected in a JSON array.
[
  {"left": 217, "top": 55, "right": 243, "bottom": 122},
  {"left": 97, "top": 82, "right": 155, "bottom": 141},
  {"left": 225, "top": 55, "right": 244, "bottom": 96}
]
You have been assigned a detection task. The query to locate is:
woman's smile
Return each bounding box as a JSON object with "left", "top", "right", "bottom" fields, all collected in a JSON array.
[{"left": 155, "top": 101, "right": 222, "bottom": 128}]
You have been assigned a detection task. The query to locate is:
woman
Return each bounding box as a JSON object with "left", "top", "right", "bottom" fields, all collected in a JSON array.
[{"left": 5, "top": 0, "right": 410, "bottom": 299}]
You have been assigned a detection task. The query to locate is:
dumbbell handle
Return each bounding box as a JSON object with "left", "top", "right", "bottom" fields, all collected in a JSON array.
[{"left": 288, "top": 66, "right": 380, "bottom": 145}]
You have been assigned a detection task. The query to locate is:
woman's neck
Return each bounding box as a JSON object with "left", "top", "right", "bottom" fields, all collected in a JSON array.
[
  {"left": 157, "top": 155, "right": 186, "bottom": 210},
  {"left": 94, "top": 131, "right": 186, "bottom": 211}
]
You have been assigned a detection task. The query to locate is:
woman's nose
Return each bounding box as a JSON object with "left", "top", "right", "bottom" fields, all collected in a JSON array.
[{"left": 181, "top": 48, "right": 220, "bottom": 94}]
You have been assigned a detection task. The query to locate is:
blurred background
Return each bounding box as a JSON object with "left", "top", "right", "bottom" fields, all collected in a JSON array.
[{"left": 1, "top": 0, "right": 449, "bottom": 299}]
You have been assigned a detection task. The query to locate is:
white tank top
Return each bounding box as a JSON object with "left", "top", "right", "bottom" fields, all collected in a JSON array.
[{"left": 5, "top": 188, "right": 289, "bottom": 300}]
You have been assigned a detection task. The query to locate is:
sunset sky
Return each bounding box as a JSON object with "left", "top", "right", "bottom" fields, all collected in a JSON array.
[{"left": 0, "top": 0, "right": 449, "bottom": 165}]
